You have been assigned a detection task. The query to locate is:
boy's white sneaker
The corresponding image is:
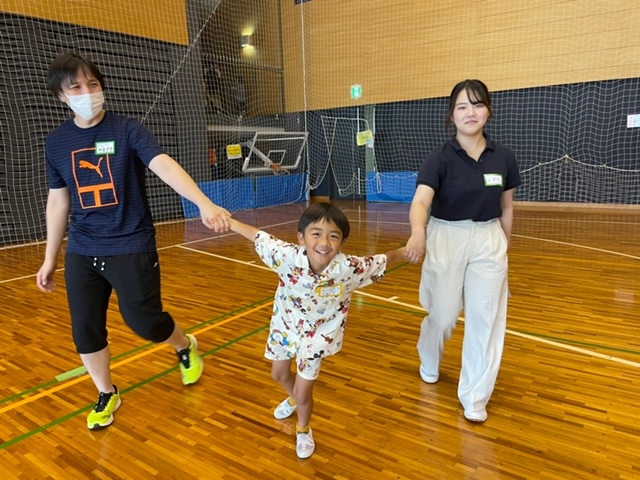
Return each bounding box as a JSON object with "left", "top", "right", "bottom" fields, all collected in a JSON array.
[
  {"left": 296, "top": 428, "right": 315, "bottom": 458},
  {"left": 274, "top": 397, "right": 297, "bottom": 419}
]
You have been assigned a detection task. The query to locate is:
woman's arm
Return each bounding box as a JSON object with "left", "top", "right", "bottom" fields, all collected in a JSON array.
[
  {"left": 405, "top": 184, "right": 435, "bottom": 264},
  {"left": 499, "top": 189, "right": 514, "bottom": 245}
]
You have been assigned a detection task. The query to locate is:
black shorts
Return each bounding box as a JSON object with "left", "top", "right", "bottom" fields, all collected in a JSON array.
[{"left": 65, "top": 252, "right": 175, "bottom": 354}]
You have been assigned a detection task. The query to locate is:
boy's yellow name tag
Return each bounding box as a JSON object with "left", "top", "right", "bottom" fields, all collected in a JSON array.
[{"left": 316, "top": 284, "right": 344, "bottom": 297}]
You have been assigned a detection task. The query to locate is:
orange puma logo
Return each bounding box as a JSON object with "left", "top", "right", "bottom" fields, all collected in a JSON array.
[{"left": 79, "top": 157, "right": 104, "bottom": 178}]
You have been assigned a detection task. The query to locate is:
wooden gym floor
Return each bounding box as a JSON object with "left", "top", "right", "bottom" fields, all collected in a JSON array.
[{"left": 0, "top": 201, "right": 639, "bottom": 479}]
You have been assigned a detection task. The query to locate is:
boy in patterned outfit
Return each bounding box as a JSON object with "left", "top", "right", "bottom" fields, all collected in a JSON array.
[{"left": 229, "top": 202, "right": 406, "bottom": 458}]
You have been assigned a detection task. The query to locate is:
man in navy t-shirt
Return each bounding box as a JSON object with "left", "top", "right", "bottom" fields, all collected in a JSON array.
[{"left": 36, "top": 52, "right": 231, "bottom": 430}]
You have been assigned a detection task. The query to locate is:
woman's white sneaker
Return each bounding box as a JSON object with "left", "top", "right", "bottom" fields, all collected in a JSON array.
[
  {"left": 464, "top": 409, "right": 488, "bottom": 423},
  {"left": 419, "top": 366, "right": 439, "bottom": 384}
]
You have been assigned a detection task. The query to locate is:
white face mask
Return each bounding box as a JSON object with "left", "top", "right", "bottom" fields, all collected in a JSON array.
[{"left": 66, "top": 92, "right": 104, "bottom": 121}]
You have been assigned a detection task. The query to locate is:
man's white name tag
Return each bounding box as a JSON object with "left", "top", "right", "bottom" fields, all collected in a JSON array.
[{"left": 95, "top": 141, "right": 115, "bottom": 155}]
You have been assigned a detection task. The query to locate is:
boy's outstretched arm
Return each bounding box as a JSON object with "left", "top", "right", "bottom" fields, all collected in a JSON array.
[
  {"left": 229, "top": 218, "right": 259, "bottom": 242},
  {"left": 384, "top": 246, "right": 407, "bottom": 265}
]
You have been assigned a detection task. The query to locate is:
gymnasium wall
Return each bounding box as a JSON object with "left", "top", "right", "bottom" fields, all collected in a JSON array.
[
  {"left": 281, "top": 0, "right": 640, "bottom": 111},
  {"left": 1, "top": 1, "right": 639, "bottom": 244},
  {"left": 1, "top": 0, "right": 189, "bottom": 45},
  {"left": 282, "top": 1, "right": 640, "bottom": 205}
]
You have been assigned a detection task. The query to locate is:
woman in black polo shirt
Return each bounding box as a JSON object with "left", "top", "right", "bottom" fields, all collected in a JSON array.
[{"left": 405, "top": 79, "right": 521, "bottom": 423}]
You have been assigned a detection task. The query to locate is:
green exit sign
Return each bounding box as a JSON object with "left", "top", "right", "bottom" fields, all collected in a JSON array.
[{"left": 351, "top": 84, "right": 362, "bottom": 99}]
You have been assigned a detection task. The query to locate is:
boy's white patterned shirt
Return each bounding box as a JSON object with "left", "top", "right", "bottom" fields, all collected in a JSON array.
[{"left": 255, "top": 230, "right": 387, "bottom": 359}]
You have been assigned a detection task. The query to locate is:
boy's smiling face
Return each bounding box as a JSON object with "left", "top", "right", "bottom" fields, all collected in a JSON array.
[{"left": 297, "top": 219, "right": 345, "bottom": 274}]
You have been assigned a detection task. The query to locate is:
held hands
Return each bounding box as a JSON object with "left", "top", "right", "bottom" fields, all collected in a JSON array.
[
  {"left": 405, "top": 233, "right": 426, "bottom": 264},
  {"left": 201, "top": 202, "right": 232, "bottom": 232}
]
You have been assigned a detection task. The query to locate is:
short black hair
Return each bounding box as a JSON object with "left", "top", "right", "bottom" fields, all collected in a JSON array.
[
  {"left": 297, "top": 202, "right": 350, "bottom": 240},
  {"left": 47, "top": 52, "right": 105, "bottom": 97},
  {"left": 445, "top": 79, "right": 492, "bottom": 130}
]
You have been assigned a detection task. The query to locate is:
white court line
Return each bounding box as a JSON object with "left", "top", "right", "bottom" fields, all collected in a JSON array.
[
  {"left": 513, "top": 234, "right": 640, "bottom": 260},
  {"left": 356, "top": 220, "right": 409, "bottom": 226},
  {"left": 353, "top": 291, "right": 640, "bottom": 369},
  {"left": 7, "top": 217, "right": 636, "bottom": 284},
  {"left": 4, "top": 217, "right": 639, "bottom": 369},
  {"left": 1, "top": 220, "right": 297, "bottom": 284},
  {"left": 159, "top": 219, "right": 297, "bottom": 250},
  {"left": 0, "top": 268, "right": 64, "bottom": 285},
  {"left": 506, "top": 330, "right": 640, "bottom": 369},
  {"left": 178, "top": 245, "right": 271, "bottom": 272},
  {"left": 177, "top": 247, "right": 640, "bottom": 370}
]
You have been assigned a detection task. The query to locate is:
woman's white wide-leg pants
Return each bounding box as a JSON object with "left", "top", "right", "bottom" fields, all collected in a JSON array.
[{"left": 417, "top": 218, "right": 509, "bottom": 413}]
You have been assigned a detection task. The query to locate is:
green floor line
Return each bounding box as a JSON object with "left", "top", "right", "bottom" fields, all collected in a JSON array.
[
  {"left": 0, "top": 297, "right": 273, "bottom": 406},
  {"left": 55, "top": 366, "right": 87, "bottom": 382},
  {"left": 510, "top": 328, "right": 640, "bottom": 356},
  {"left": 0, "top": 324, "right": 269, "bottom": 451},
  {"left": 4, "top": 263, "right": 637, "bottom": 450},
  {"left": 2, "top": 266, "right": 412, "bottom": 405},
  {"left": 385, "top": 262, "right": 409, "bottom": 274}
]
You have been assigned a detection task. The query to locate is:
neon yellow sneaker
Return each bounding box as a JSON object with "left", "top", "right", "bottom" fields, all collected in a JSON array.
[
  {"left": 177, "top": 334, "right": 204, "bottom": 385},
  {"left": 87, "top": 385, "right": 121, "bottom": 430}
]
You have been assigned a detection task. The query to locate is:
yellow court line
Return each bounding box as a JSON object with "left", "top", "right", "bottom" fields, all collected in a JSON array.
[{"left": 0, "top": 302, "right": 272, "bottom": 415}]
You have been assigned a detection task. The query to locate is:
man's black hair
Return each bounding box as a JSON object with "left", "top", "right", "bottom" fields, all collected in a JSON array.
[{"left": 47, "top": 52, "right": 105, "bottom": 97}]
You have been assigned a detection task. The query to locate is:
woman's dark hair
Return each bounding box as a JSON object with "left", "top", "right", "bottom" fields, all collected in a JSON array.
[
  {"left": 298, "top": 202, "right": 350, "bottom": 240},
  {"left": 445, "top": 79, "right": 492, "bottom": 130},
  {"left": 47, "top": 52, "right": 105, "bottom": 97}
]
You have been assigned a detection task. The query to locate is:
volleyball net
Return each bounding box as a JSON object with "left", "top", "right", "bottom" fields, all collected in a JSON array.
[{"left": 1, "top": 1, "right": 639, "bottom": 247}]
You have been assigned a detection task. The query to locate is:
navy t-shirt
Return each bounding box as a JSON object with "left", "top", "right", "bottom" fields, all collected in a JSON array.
[
  {"left": 45, "top": 111, "right": 164, "bottom": 255},
  {"left": 417, "top": 137, "right": 521, "bottom": 221}
]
